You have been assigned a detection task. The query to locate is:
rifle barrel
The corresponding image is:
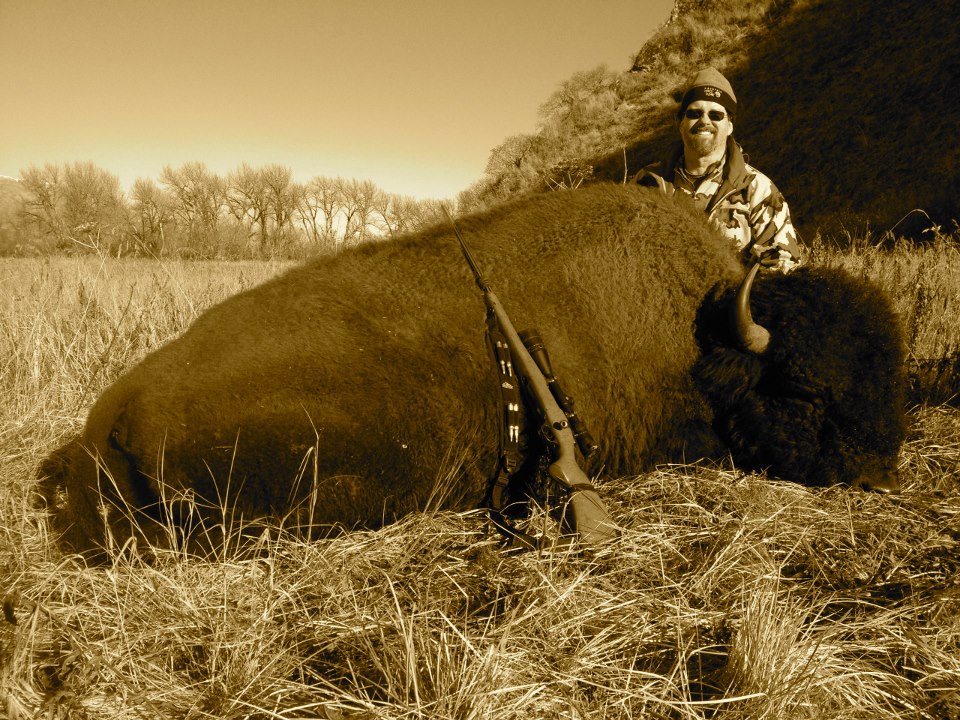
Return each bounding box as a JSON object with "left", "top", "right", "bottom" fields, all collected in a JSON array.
[{"left": 443, "top": 205, "right": 488, "bottom": 293}]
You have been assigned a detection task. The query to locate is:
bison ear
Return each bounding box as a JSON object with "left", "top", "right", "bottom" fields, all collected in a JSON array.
[{"left": 732, "top": 263, "right": 771, "bottom": 355}]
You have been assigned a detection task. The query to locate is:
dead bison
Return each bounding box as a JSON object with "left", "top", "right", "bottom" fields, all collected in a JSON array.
[{"left": 38, "top": 184, "right": 907, "bottom": 554}]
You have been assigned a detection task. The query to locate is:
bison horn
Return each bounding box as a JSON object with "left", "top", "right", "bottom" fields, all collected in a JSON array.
[{"left": 732, "top": 262, "right": 771, "bottom": 355}]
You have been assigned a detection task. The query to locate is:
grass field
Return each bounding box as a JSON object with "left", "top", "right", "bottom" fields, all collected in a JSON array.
[{"left": 1, "top": 237, "right": 959, "bottom": 719}]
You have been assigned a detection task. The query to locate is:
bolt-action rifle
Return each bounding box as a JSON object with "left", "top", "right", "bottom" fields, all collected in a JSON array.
[{"left": 444, "top": 207, "right": 617, "bottom": 550}]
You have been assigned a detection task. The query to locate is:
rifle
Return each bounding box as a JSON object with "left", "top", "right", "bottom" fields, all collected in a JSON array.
[{"left": 443, "top": 207, "right": 617, "bottom": 550}]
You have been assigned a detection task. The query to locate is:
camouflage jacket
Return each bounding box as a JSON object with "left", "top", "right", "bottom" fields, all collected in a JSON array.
[{"left": 635, "top": 139, "right": 802, "bottom": 272}]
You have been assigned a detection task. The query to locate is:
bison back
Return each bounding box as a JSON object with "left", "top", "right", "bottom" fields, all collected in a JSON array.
[{"left": 43, "top": 183, "right": 741, "bottom": 552}]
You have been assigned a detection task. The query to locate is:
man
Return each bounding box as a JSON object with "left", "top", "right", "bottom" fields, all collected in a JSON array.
[{"left": 635, "top": 67, "right": 802, "bottom": 272}]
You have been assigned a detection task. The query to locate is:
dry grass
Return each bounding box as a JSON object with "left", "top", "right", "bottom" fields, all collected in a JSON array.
[
  {"left": 810, "top": 224, "right": 960, "bottom": 403},
  {"left": 1, "top": 251, "right": 959, "bottom": 718}
]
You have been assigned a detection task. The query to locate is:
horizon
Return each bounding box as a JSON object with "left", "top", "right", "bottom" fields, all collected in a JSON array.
[{"left": 0, "top": 0, "right": 673, "bottom": 200}]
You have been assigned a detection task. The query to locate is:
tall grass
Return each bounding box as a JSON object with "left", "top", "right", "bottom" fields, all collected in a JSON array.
[
  {"left": 1, "top": 246, "right": 959, "bottom": 718},
  {"left": 810, "top": 222, "right": 960, "bottom": 402}
]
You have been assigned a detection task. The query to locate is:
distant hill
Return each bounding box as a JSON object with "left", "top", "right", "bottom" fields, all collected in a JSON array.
[{"left": 467, "top": 0, "right": 959, "bottom": 240}]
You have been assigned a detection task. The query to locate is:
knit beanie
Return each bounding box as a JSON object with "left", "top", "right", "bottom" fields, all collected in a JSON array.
[{"left": 678, "top": 67, "right": 737, "bottom": 116}]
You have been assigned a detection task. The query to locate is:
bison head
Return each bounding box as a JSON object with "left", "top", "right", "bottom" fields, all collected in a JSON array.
[{"left": 694, "top": 263, "right": 907, "bottom": 493}]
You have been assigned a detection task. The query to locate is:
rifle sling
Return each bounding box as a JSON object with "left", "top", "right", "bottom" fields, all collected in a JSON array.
[
  {"left": 482, "top": 312, "right": 596, "bottom": 551},
  {"left": 483, "top": 312, "right": 542, "bottom": 549},
  {"left": 485, "top": 310, "right": 522, "bottom": 475}
]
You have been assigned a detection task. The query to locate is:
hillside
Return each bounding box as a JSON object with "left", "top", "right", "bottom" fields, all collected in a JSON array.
[{"left": 467, "top": 0, "right": 960, "bottom": 240}]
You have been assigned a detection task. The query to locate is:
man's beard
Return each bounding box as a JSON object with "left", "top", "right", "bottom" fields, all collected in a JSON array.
[{"left": 686, "top": 131, "right": 724, "bottom": 157}]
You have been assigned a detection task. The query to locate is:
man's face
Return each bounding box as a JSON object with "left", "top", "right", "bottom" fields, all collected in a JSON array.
[{"left": 679, "top": 99, "right": 733, "bottom": 159}]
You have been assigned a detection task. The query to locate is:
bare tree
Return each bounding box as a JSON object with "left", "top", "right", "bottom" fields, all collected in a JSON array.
[
  {"left": 371, "top": 190, "right": 402, "bottom": 239},
  {"left": 20, "top": 162, "right": 126, "bottom": 252},
  {"left": 227, "top": 163, "right": 270, "bottom": 249},
  {"left": 539, "top": 65, "right": 623, "bottom": 134},
  {"left": 337, "top": 178, "right": 380, "bottom": 246},
  {"left": 20, "top": 164, "right": 68, "bottom": 247},
  {"left": 467, "top": 134, "right": 546, "bottom": 209},
  {"left": 261, "top": 164, "right": 296, "bottom": 251},
  {"left": 372, "top": 192, "right": 446, "bottom": 238},
  {"left": 0, "top": 177, "right": 29, "bottom": 252},
  {"left": 465, "top": 65, "right": 634, "bottom": 208},
  {"left": 226, "top": 163, "right": 298, "bottom": 254},
  {"left": 295, "top": 175, "right": 340, "bottom": 250},
  {"left": 411, "top": 198, "right": 448, "bottom": 231},
  {"left": 160, "top": 162, "right": 227, "bottom": 250},
  {"left": 535, "top": 64, "right": 637, "bottom": 190},
  {"left": 130, "top": 178, "right": 173, "bottom": 255},
  {"left": 542, "top": 160, "right": 594, "bottom": 191},
  {"left": 485, "top": 134, "right": 539, "bottom": 179}
]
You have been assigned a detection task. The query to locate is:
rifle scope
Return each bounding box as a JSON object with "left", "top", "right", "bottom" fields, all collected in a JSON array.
[{"left": 518, "top": 329, "right": 599, "bottom": 460}]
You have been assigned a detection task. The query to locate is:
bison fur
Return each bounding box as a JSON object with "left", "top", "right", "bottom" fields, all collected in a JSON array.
[{"left": 37, "top": 184, "right": 908, "bottom": 554}]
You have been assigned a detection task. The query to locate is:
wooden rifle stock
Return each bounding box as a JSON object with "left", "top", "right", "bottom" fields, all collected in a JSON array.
[{"left": 444, "top": 207, "right": 617, "bottom": 549}]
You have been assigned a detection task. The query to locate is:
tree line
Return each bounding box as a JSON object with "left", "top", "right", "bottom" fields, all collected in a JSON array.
[{"left": 0, "top": 161, "right": 450, "bottom": 258}]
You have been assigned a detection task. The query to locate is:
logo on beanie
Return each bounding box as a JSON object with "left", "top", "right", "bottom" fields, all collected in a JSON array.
[{"left": 704, "top": 87, "right": 721, "bottom": 98}]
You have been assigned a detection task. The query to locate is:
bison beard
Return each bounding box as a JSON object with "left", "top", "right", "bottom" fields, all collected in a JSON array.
[{"left": 37, "top": 184, "right": 907, "bottom": 555}]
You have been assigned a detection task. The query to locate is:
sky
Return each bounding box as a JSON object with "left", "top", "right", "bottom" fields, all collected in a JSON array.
[{"left": 0, "top": 0, "right": 673, "bottom": 200}]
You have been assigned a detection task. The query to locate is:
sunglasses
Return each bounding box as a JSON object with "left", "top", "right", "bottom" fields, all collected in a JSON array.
[{"left": 684, "top": 108, "right": 728, "bottom": 122}]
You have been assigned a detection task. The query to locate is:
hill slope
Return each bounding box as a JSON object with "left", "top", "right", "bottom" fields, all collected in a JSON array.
[{"left": 467, "top": 0, "right": 959, "bottom": 239}]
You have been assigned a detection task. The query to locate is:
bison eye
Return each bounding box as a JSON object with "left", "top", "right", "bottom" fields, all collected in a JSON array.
[
  {"left": 38, "top": 484, "right": 69, "bottom": 512},
  {"left": 854, "top": 471, "right": 900, "bottom": 494}
]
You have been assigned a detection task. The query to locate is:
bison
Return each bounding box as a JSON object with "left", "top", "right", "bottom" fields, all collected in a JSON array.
[{"left": 38, "top": 184, "right": 907, "bottom": 554}]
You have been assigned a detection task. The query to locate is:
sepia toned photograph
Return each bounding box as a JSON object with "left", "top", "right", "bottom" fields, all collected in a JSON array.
[{"left": 1, "top": 0, "right": 958, "bottom": 717}]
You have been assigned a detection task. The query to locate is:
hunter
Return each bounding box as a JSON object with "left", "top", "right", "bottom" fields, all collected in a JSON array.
[{"left": 635, "top": 66, "right": 803, "bottom": 272}]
